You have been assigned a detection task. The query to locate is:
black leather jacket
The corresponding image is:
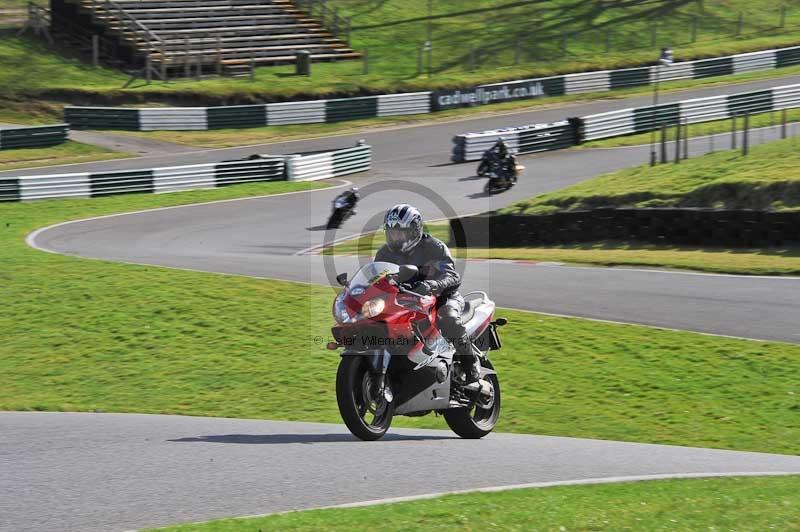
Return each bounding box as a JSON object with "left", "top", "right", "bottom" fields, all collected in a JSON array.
[
  {"left": 336, "top": 190, "right": 359, "bottom": 207},
  {"left": 375, "top": 234, "right": 460, "bottom": 297}
]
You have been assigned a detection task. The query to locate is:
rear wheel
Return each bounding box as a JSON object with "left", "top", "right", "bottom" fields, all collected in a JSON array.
[
  {"left": 336, "top": 356, "right": 394, "bottom": 441},
  {"left": 444, "top": 363, "right": 501, "bottom": 439}
]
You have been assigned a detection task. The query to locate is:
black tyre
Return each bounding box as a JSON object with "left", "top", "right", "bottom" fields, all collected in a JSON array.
[
  {"left": 336, "top": 356, "right": 394, "bottom": 441},
  {"left": 477, "top": 160, "right": 490, "bottom": 177},
  {"left": 444, "top": 362, "right": 501, "bottom": 439}
]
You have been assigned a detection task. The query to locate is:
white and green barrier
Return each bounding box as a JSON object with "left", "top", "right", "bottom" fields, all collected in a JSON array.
[
  {"left": 0, "top": 142, "right": 371, "bottom": 202},
  {"left": 64, "top": 93, "right": 431, "bottom": 131},
  {"left": 452, "top": 83, "right": 800, "bottom": 161},
  {"left": 63, "top": 45, "right": 800, "bottom": 131},
  {"left": 580, "top": 83, "right": 800, "bottom": 141},
  {"left": 0, "top": 124, "right": 69, "bottom": 150}
]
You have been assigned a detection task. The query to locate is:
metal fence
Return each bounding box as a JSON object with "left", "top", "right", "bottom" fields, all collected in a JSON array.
[
  {"left": 63, "top": 44, "right": 800, "bottom": 131},
  {"left": 0, "top": 124, "right": 69, "bottom": 150},
  {"left": 0, "top": 142, "right": 371, "bottom": 202}
]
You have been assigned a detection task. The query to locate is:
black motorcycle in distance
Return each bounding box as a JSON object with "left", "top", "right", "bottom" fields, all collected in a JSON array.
[
  {"left": 327, "top": 195, "right": 356, "bottom": 229},
  {"left": 476, "top": 149, "right": 500, "bottom": 177},
  {"left": 484, "top": 157, "right": 524, "bottom": 194}
]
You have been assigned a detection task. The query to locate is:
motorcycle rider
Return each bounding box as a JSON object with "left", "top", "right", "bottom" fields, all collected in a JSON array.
[
  {"left": 493, "top": 138, "right": 518, "bottom": 183},
  {"left": 375, "top": 204, "right": 482, "bottom": 384},
  {"left": 334, "top": 186, "right": 360, "bottom": 215},
  {"left": 491, "top": 137, "right": 510, "bottom": 160}
]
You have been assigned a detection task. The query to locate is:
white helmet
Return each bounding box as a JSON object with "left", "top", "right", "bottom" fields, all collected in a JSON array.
[{"left": 384, "top": 203, "right": 423, "bottom": 254}]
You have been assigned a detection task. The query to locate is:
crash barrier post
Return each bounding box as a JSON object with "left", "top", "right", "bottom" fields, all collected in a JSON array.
[
  {"left": 63, "top": 44, "right": 800, "bottom": 131},
  {"left": 0, "top": 124, "right": 69, "bottom": 150},
  {"left": 449, "top": 210, "right": 800, "bottom": 249},
  {"left": 0, "top": 143, "right": 371, "bottom": 202}
]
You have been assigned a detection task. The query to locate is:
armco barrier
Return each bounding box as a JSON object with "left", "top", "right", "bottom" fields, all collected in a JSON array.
[
  {"left": 65, "top": 93, "right": 431, "bottom": 131},
  {"left": 452, "top": 120, "right": 578, "bottom": 162},
  {"left": 64, "top": 44, "right": 800, "bottom": 131},
  {"left": 0, "top": 142, "right": 371, "bottom": 202},
  {"left": 287, "top": 142, "right": 371, "bottom": 181},
  {"left": 450, "top": 210, "right": 800, "bottom": 248},
  {"left": 0, "top": 124, "right": 69, "bottom": 150},
  {"left": 580, "top": 83, "right": 800, "bottom": 141},
  {"left": 453, "top": 83, "right": 800, "bottom": 161}
]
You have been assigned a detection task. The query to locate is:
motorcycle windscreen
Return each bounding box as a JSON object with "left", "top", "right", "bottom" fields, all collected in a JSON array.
[{"left": 348, "top": 262, "right": 400, "bottom": 290}]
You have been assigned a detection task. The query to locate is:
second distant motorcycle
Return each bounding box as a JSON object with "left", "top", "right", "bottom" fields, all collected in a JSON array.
[{"left": 484, "top": 158, "right": 524, "bottom": 194}]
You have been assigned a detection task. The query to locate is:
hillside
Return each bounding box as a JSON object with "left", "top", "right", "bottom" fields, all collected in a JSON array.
[{"left": 2, "top": 0, "right": 800, "bottom": 108}]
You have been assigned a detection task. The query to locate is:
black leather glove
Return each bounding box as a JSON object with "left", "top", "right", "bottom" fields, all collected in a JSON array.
[{"left": 412, "top": 280, "right": 436, "bottom": 296}]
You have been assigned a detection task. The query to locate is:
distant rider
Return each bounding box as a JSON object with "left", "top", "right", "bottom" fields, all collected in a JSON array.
[
  {"left": 334, "top": 186, "right": 360, "bottom": 215},
  {"left": 375, "top": 204, "right": 482, "bottom": 384},
  {"left": 492, "top": 138, "right": 517, "bottom": 183}
]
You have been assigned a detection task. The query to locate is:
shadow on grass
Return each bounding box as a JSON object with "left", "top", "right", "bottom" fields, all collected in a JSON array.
[{"left": 169, "top": 433, "right": 455, "bottom": 444}]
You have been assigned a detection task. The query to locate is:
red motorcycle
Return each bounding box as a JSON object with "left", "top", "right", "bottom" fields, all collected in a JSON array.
[{"left": 328, "top": 261, "right": 506, "bottom": 441}]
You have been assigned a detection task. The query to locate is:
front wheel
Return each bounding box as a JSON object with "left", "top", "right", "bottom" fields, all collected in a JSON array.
[
  {"left": 326, "top": 209, "right": 342, "bottom": 229},
  {"left": 336, "top": 356, "right": 394, "bottom": 441},
  {"left": 444, "top": 364, "right": 501, "bottom": 439},
  {"left": 477, "top": 160, "right": 490, "bottom": 176}
]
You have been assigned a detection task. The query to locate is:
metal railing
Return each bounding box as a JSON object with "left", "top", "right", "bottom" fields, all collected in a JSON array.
[
  {"left": 290, "top": 0, "right": 351, "bottom": 45},
  {"left": 90, "top": 0, "right": 166, "bottom": 79}
]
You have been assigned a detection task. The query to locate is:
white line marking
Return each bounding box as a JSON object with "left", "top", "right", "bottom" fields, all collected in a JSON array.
[
  {"left": 140, "top": 471, "right": 800, "bottom": 530},
  {"left": 25, "top": 179, "right": 351, "bottom": 253}
]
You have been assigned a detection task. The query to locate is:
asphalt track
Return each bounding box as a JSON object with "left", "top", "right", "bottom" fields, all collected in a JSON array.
[
  {"left": 31, "top": 123, "right": 800, "bottom": 342},
  {"left": 2, "top": 412, "right": 800, "bottom": 532},
  {"left": 8, "top": 74, "right": 800, "bottom": 531}
]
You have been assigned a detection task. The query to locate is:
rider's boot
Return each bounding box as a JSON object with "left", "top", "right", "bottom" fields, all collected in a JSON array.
[{"left": 454, "top": 333, "right": 481, "bottom": 384}]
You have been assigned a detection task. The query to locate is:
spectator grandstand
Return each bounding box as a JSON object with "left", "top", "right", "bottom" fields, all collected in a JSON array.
[{"left": 46, "top": 0, "right": 360, "bottom": 77}]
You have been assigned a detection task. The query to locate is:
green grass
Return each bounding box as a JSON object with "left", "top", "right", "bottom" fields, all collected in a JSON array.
[
  {"left": 328, "top": 224, "right": 800, "bottom": 276},
  {"left": 505, "top": 137, "right": 800, "bottom": 215},
  {"left": 2, "top": 185, "right": 800, "bottom": 455},
  {"left": 585, "top": 110, "right": 800, "bottom": 149},
  {"left": 4, "top": 1, "right": 800, "bottom": 103},
  {"left": 153, "top": 476, "right": 800, "bottom": 531},
  {"left": 0, "top": 140, "right": 130, "bottom": 171},
  {"left": 0, "top": 0, "right": 26, "bottom": 10}
]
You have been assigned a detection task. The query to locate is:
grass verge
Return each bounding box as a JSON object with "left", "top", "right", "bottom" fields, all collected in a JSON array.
[
  {"left": 0, "top": 140, "right": 130, "bottom": 172},
  {"left": 505, "top": 137, "right": 800, "bottom": 214},
  {"left": 4, "top": 1, "right": 800, "bottom": 102},
  {"left": 152, "top": 476, "right": 800, "bottom": 531},
  {"left": 2, "top": 185, "right": 800, "bottom": 455}
]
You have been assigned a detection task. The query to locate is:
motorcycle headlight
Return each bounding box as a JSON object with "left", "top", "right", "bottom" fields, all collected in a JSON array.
[
  {"left": 360, "top": 297, "right": 385, "bottom": 319},
  {"left": 333, "top": 293, "right": 354, "bottom": 324}
]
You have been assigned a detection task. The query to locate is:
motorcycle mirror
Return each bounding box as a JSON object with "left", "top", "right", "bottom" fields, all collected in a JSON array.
[
  {"left": 397, "top": 265, "right": 419, "bottom": 283},
  {"left": 336, "top": 273, "right": 348, "bottom": 286}
]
